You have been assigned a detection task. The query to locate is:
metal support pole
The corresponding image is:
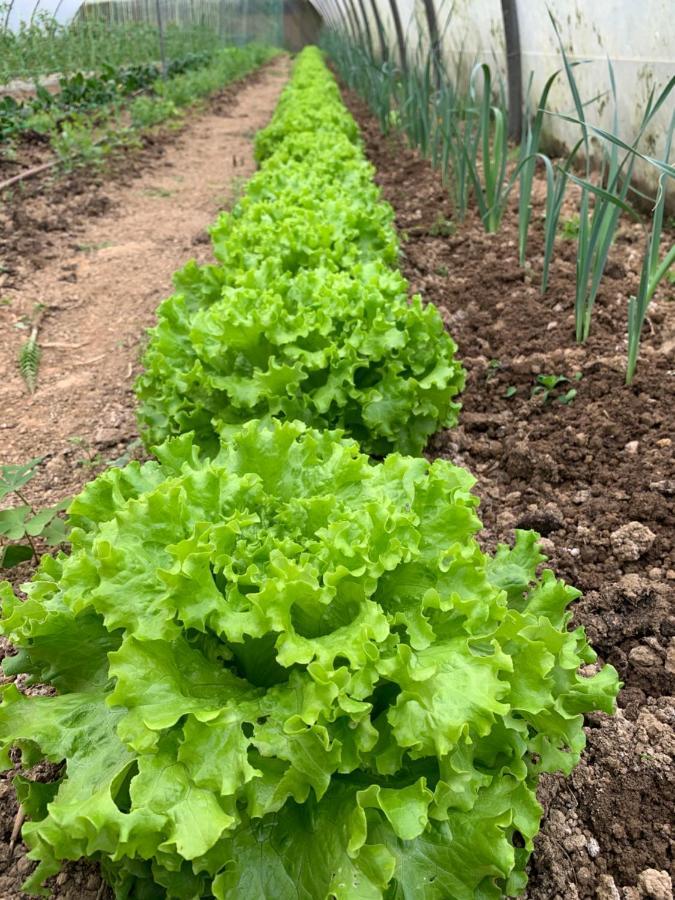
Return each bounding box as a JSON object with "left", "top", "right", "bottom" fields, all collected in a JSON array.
[
  {"left": 369, "top": 0, "right": 389, "bottom": 61},
  {"left": 355, "top": 0, "right": 375, "bottom": 58},
  {"left": 345, "top": 0, "right": 363, "bottom": 45},
  {"left": 501, "top": 0, "right": 523, "bottom": 140},
  {"left": 421, "top": 0, "right": 442, "bottom": 87},
  {"left": 387, "top": 0, "right": 407, "bottom": 73},
  {"left": 155, "top": 0, "right": 168, "bottom": 77}
]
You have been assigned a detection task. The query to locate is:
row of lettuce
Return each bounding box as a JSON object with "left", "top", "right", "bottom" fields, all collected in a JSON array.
[
  {"left": 0, "top": 48, "right": 619, "bottom": 900},
  {"left": 136, "top": 48, "right": 465, "bottom": 456}
]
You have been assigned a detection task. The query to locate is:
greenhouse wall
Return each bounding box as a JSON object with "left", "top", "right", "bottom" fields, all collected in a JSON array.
[{"left": 320, "top": 0, "right": 675, "bottom": 198}]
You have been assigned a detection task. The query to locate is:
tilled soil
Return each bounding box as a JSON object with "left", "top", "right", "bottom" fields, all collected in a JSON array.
[
  {"left": 0, "top": 56, "right": 290, "bottom": 900},
  {"left": 341, "top": 90, "right": 674, "bottom": 900}
]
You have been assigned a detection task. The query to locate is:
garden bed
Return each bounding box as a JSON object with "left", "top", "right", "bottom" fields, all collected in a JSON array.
[{"left": 341, "top": 87, "right": 674, "bottom": 899}]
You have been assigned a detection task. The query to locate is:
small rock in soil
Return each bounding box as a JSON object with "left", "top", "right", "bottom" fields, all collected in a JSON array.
[
  {"left": 628, "top": 644, "right": 662, "bottom": 668},
  {"left": 596, "top": 874, "right": 621, "bottom": 900},
  {"left": 610, "top": 522, "right": 657, "bottom": 561},
  {"left": 665, "top": 638, "right": 675, "bottom": 675},
  {"left": 636, "top": 868, "right": 673, "bottom": 900},
  {"left": 586, "top": 836, "right": 600, "bottom": 858}
]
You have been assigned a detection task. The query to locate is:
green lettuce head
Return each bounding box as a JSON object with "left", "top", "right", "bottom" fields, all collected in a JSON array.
[
  {"left": 0, "top": 419, "right": 619, "bottom": 899},
  {"left": 136, "top": 263, "right": 464, "bottom": 457}
]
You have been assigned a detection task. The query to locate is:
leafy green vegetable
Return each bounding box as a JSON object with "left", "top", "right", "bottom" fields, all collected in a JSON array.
[
  {"left": 0, "top": 418, "right": 619, "bottom": 898},
  {"left": 136, "top": 263, "right": 462, "bottom": 457},
  {"left": 136, "top": 47, "right": 464, "bottom": 456}
]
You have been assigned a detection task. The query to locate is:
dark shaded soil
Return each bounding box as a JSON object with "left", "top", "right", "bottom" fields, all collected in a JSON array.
[{"left": 342, "top": 88, "right": 674, "bottom": 900}]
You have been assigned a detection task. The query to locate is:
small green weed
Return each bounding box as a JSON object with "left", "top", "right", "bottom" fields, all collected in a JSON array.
[
  {"left": 559, "top": 215, "right": 580, "bottom": 240},
  {"left": 76, "top": 241, "right": 113, "bottom": 253},
  {"left": 143, "top": 186, "right": 174, "bottom": 199},
  {"left": 428, "top": 215, "right": 456, "bottom": 237},
  {"left": 485, "top": 359, "right": 502, "bottom": 381},
  {"left": 532, "top": 372, "right": 582, "bottom": 404},
  {"left": 0, "top": 458, "right": 69, "bottom": 568},
  {"left": 18, "top": 326, "right": 40, "bottom": 393}
]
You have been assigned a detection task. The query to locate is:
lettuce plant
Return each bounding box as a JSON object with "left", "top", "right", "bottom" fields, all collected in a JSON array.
[
  {"left": 136, "top": 264, "right": 463, "bottom": 456},
  {"left": 253, "top": 52, "right": 359, "bottom": 162},
  {"left": 0, "top": 419, "right": 619, "bottom": 899},
  {"left": 136, "top": 47, "right": 465, "bottom": 456}
]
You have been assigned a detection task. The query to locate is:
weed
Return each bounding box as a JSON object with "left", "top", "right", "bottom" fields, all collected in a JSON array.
[
  {"left": 76, "top": 241, "right": 113, "bottom": 253},
  {"left": 559, "top": 215, "right": 580, "bottom": 239},
  {"left": 229, "top": 176, "right": 248, "bottom": 206},
  {"left": 0, "top": 458, "right": 68, "bottom": 568},
  {"left": 130, "top": 96, "right": 179, "bottom": 129},
  {"left": 532, "top": 372, "right": 582, "bottom": 404},
  {"left": 486, "top": 359, "right": 502, "bottom": 380},
  {"left": 79, "top": 452, "right": 104, "bottom": 471},
  {"left": 51, "top": 120, "right": 106, "bottom": 170},
  {"left": 18, "top": 326, "right": 40, "bottom": 393},
  {"left": 143, "top": 186, "right": 174, "bottom": 198},
  {"left": 428, "top": 215, "right": 456, "bottom": 237}
]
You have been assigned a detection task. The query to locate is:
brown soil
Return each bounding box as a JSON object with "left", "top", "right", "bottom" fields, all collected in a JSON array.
[
  {"left": 0, "top": 55, "right": 290, "bottom": 900},
  {"left": 341, "top": 89, "right": 675, "bottom": 900}
]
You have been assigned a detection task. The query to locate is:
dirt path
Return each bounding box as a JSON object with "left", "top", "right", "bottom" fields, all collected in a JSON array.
[{"left": 0, "top": 56, "right": 290, "bottom": 512}]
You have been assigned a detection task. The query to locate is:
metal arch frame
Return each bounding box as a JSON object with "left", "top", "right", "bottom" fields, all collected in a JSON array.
[
  {"left": 387, "top": 0, "right": 407, "bottom": 72},
  {"left": 309, "top": 0, "right": 408, "bottom": 73},
  {"left": 368, "top": 0, "right": 389, "bottom": 61},
  {"left": 309, "top": 0, "right": 352, "bottom": 37},
  {"left": 340, "top": 0, "right": 363, "bottom": 42},
  {"left": 420, "top": 0, "right": 442, "bottom": 85},
  {"left": 351, "top": 0, "right": 375, "bottom": 57},
  {"left": 312, "top": 0, "right": 341, "bottom": 31}
]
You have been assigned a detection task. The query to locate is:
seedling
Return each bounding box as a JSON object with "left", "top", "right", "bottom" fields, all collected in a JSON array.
[
  {"left": 504, "top": 385, "right": 517, "bottom": 398},
  {"left": 486, "top": 359, "right": 502, "bottom": 380},
  {"left": 0, "top": 458, "right": 69, "bottom": 568},
  {"left": 559, "top": 215, "right": 580, "bottom": 239},
  {"left": 79, "top": 452, "right": 104, "bottom": 471},
  {"left": 18, "top": 326, "right": 40, "bottom": 393},
  {"left": 428, "top": 215, "right": 456, "bottom": 237},
  {"left": 532, "top": 372, "right": 582, "bottom": 404}
]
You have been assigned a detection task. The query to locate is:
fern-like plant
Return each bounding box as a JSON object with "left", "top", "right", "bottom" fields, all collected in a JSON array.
[{"left": 19, "top": 327, "right": 40, "bottom": 394}]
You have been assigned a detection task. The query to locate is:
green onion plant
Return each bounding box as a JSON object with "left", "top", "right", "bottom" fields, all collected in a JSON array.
[
  {"left": 517, "top": 69, "right": 560, "bottom": 264},
  {"left": 625, "top": 110, "right": 674, "bottom": 384},
  {"left": 550, "top": 14, "right": 674, "bottom": 343}
]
